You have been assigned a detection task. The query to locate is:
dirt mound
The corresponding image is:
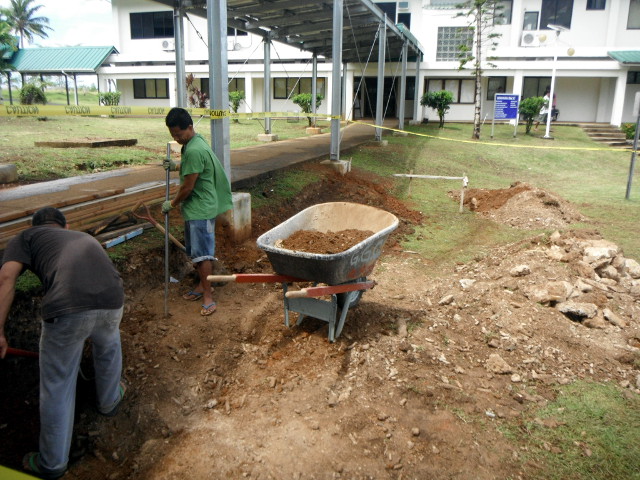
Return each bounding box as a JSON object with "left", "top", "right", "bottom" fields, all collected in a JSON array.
[{"left": 461, "top": 182, "right": 586, "bottom": 229}]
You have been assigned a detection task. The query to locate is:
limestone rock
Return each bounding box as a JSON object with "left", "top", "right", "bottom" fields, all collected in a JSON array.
[
  {"left": 625, "top": 258, "right": 640, "bottom": 279},
  {"left": 485, "top": 354, "right": 513, "bottom": 374},
  {"left": 510, "top": 265, "right": 531, "bottom": 277},
  {"left": 556, "top": 301, "right": 598, "bottom": 320}
]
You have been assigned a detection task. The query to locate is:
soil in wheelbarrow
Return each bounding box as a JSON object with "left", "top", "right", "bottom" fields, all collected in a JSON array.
[
  {"left": 280, "top": 229, "right": 375, "bottom": 254},
  {"left": 1, "top": 163, "right": 639, "bottom": 480}
]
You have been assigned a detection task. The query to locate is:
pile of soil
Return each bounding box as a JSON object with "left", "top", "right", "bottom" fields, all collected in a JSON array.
[
  {"left": 1, "top": 165, "right": 638, "bottom": 480},
  {"left": 279, "top": 229, "right": 374, "bottom": 254}
]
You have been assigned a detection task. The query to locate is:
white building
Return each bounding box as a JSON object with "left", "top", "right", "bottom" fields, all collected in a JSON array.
[{"left": 98, "top": 0, "right": 640, "bottom": 126}]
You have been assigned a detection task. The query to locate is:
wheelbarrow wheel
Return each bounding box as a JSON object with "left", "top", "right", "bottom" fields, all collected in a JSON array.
[{"left": 337, "top": 278, "right": 366, "bottom": 309}]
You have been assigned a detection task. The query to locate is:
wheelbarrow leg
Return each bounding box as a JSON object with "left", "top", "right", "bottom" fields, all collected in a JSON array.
[{"left": 334, "top": 291, "right": 358, "bottom": 340}]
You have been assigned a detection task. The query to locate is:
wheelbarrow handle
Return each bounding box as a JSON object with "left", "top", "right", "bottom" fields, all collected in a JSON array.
[
  {"left": 5, "top": 347, "right": 39, "bottom": 358},
  {"left": 285, "top": 281, "right": 375, "bottom": 299}
]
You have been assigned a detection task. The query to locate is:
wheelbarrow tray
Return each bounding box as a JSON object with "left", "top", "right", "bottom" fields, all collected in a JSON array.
[{"left": 256, "top": 202, "right": 399, "bottom": 285}]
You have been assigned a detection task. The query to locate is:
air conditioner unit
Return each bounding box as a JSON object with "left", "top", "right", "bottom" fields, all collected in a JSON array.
[
  {"left": 398, "top": 1, "right": 410, "bottom": 11},
  {"left": 520, "top": 31, "right": 542, "bottom": 47},
  {"left": 161, "top": 39, "right": 175, "bottom": 51}
]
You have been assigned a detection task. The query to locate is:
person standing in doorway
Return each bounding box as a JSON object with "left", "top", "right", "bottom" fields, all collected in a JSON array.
[
  {"left": 162, "top": 107, "right": 233, "bottom": 316},
  {"left": 0, "top": 207, "right": 125, "bottom": 480},
  {"left": 534, "top": 86, "right": 551, "bottom": 131}
]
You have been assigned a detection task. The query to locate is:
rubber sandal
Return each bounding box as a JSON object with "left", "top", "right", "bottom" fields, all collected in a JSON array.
[
  {"left": 23, "top": 452, "right": 66, "bottom": 479},
  {"left": 182, "top": 290, "right": 203, "bottom": 301},
  {"left": 200, "top": 302, "right": 217, "bottom": 316},
  {"left": 101, "top": 381, "right": 126, "bottom": 417}
]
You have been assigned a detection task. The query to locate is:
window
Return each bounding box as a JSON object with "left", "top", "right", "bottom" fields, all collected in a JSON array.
[
  {"left": 273, "top": 77, "right": 326, "bottom": 99},
  {"left": 522, "top": 77, "right": 551, "bottom": 99},
  {"left": 130, "top": 12, "right": 173, "bottom": 39},
  {"left": 487, "top": 77, "right": 507, "bottom": 100},
  {"left": 133, "top": 79, "right": 169, "bottom": 99},
  {"left": 376, "top": 2, "right": 397, "bottom": 20},
  {"left": 586, "top": 0, "right": 606, "bottom": 10},
  {"left": 629, "top": 0, "right": 640, "bottom": 29},
  {"left": 628, "top": 72, "right": 640, "bottom": 84},
  {"left": 493, "top": 1, "right": 513, "bottom": 25},
  {"left": 426, "top": 78, "right": 474, "bottom": 104},
  {"left": 540, "top": 0, "right": 574, "bottom": 30},
  {"left": 523, "top": 11, "right": 539, "bottom": 30},
  {"left": 429, "top": 0, "right": 459, "bottom": 6},
  {"left": 436, "top": 27, "right": 473, "bottom": 61},
  {"left": 200, "top": 78, "right": 246, "bottom": 95}
]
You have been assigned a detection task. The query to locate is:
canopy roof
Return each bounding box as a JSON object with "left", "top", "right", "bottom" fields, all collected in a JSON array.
[
  {"left": 150, "top": 0, "right": 423, "bottom": 62},
  {"left": 608, "top": 50, "right": 640, "bottom": 65},
  {"left": 8, "top": 46, "right": 118, "bottom": 74}
]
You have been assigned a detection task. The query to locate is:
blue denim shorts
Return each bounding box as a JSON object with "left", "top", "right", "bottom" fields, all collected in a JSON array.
[{"left": 184, "top": 218, "right": 216, "bottom": 263}]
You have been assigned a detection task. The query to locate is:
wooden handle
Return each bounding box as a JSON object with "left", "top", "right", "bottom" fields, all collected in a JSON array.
[
  {"left": 6, "top": 347, "right": 39, "bottom": 358},
  {"left": 207, "top": 275, "right": 237, "bottom": 283},
  {"left": 285, "top": 289, "right": 309, "bottom": 299}
]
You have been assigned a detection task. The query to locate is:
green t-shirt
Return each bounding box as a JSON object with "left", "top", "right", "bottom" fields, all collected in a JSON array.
[{"left": 179, "top": 133, "right": 233, "bottom": 221}]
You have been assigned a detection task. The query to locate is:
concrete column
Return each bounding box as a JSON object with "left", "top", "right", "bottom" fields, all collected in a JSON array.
[
  {"left": 610, "top": 72, "right": 628, "bottom": 127},
  {"left": 244, "top": 72, "right": 253, "bottom": 114},
  {"left": 411, "top": 54, "right": 421, "bottom": 124}
]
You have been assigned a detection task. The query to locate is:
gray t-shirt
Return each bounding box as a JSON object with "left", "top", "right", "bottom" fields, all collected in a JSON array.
[{"left": 2, "top": 226, "right": 124, "bottom": 320}]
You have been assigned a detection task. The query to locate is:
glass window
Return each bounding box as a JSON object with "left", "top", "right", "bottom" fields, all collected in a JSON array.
[
  {"left": 133, "top": 79, "right": 169, "bottom": 99},
  {"left": 130, "top": 12, "right": 173, "bottom": 39},
  {"left": 376, "top": 2, "right": 397, "bottom": 20},
  {"left": 522, "top": 77, "right": 551, "bottom": 99},
  {"left": 426, "top": 78, "right": 474, "bottom": 104},
  {"left": 628, "top": 72, "right": 640, "bottom": 84},
  {"left": 487, "top": 77, "right": 507, "bottom": 100},
  {"left": 273, "top": 78, "right": 326, "bottom": 99},
  {"left": 523, "top": 11, "right": 539, "bottom": 30},
  {"left": 227, "top": 27, "right": 248, "bottom": 37},
  {"left": 493, "top": 1, "right": 513, "bottom": 25},
  {"left": 629, "top": 0, "right": 640, "bottom": 29},
  {"left": 228, "top": 78, "right": 246, "bottom": 92},
  {"left": 586, "top": 0, "right": 606, "bottom": 10},
  {"left": 436, "top": 26, "right": 473, "bottom": 61},
  {"left": 540, "top": 0, "right": 574, "bottom": 30}
]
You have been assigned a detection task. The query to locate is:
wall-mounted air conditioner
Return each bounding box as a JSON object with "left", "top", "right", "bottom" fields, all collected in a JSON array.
[
  {"left": 398, "top": 1, "right": 410, "bottom": 11},
  {"left": 161, "top": 39, "right": 175, "bottom": 51},
  {"left": 520, "top": 31, "right": 544, "bottom": 47}
]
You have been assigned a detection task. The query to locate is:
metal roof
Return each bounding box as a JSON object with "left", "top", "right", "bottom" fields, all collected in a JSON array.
[
  {"left": 608, "top": 50, "right": 640, "bottom": 65},
  {"left": 8, "top": 46, "right": 119, "bottom": 73},
  {"left": 150, "top": 0, "right": 423, "bottom": 63}
]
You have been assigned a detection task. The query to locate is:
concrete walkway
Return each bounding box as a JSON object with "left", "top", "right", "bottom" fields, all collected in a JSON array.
[{"left": 0, "top": 121, "right": 382, "bottom": 224}]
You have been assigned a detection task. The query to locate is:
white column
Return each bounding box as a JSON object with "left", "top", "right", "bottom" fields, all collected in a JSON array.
[
  {"left": 243, "top": 73, "right": 253, "bottom": 114},
  {"left": 610, "top": 72, "right": 628, "bottom": 127}
]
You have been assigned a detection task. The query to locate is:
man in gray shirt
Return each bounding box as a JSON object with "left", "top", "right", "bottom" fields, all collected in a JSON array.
[{"left": 0, "top": 207, "right": 125, "bottom": 479}]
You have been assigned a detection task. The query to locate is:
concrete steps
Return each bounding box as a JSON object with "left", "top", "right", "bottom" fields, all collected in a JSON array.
[{"left": 581, "top": 124, "right": 631, "bottom": 149}]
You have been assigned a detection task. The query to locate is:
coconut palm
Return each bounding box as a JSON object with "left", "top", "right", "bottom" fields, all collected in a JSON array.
[{"left": 2, "top": 0, "right": 52, "bottom": 48}]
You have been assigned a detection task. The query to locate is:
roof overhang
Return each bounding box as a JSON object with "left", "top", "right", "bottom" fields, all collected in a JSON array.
[
  {"left": 149, "top": 0, "right": 423, "bottom": 63},
  {"left": 8, "top": 46, "right": 119, "bottom": 74},
  {"left": 608, "top": 50, "right": 640, "bottom": 65}
]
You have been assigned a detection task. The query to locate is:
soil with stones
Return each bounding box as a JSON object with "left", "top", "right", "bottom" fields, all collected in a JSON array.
[{"left": 1, "top": 164, "right": 639, "bottom": 480}]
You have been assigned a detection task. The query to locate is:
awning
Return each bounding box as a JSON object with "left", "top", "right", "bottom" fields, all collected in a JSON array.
[
  {"left": 8, "top": 46, "right": 119, "bottom": 74},
  {"left": 608, "top": 50, "right": 640, "bottom": 65}
]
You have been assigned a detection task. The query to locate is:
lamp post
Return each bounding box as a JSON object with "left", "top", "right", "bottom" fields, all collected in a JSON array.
[{"left": 540, "top": 25, "right": 574, "bottom": 139}]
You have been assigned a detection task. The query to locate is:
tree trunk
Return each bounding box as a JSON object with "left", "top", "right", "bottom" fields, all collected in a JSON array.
[{"left": 472, "top": 11, "right": 482, "bottom": 140}]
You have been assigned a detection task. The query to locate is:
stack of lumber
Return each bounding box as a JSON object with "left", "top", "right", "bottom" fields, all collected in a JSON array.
[{"left": 0, "top": 182, "right": 178, "bottom": 251}]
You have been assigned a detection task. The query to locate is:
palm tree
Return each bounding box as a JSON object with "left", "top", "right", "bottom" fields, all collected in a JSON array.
[{"left": 2, "top": 0, "right": 52, "bottom": 48}]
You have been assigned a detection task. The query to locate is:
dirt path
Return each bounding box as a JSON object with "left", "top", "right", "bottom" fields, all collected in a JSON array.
[{"left": 1, "top": 166, "right": 639, "bottom": 479}]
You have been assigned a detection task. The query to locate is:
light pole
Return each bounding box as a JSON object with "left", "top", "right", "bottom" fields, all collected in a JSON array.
[{"left": 540, "top": 25, "right": 574, "bottom": 139}]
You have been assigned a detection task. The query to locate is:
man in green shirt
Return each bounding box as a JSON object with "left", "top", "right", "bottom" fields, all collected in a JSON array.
[{"left": 163, "top": 108, "right": 233, "bottom": 315}]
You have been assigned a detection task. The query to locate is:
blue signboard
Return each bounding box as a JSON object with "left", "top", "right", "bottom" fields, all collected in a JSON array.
[{"left": 494, "top": 94, "right": 520, "bottom": 120}]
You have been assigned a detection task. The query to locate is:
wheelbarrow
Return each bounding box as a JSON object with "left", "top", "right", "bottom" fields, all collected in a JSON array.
[{"left": 209, "top": 202, "right": 398, "bottom": 342}]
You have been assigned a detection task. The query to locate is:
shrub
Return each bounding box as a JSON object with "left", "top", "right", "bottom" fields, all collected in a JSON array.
[
  {"left": 99, "top": 91, "right": 121, "bottom": 106},
  {"left": 420, "top": 90, "right": 453, "bottom": 128},
  {"left": 229, "top": 90, "right": 245, "bottom": 123},
  {"left": 292, "top": 93, "right": 323, "bottom": 127},
  {"left": 621, "top": 122, "right": 636, "bottom": 140},
  {"left": 19, "top": 83, "right": 47, "bottom": 105},
  {"left": 519, "top": 96, "right": 545, "bottom": 134},
  {"left": 186, "top": 73, "right": 208, "bottom": 108}
]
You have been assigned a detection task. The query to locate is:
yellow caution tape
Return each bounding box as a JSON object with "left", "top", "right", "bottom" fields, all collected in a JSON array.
[
  {"left": 0, "top": 104, "right": 340, "bottom": 120},
  {"left": 350, "top": 120, "right": 637, "bottom": 154}
]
